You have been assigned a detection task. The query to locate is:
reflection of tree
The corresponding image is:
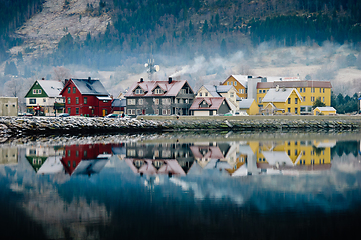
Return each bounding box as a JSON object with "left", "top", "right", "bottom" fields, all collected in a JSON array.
[{"left": 331, "top": 141, "right": 359, "bottom": 158}]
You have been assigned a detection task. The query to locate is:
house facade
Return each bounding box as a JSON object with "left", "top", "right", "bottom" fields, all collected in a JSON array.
[
  {"left": 60, "top": 78, "right": 112, "bottom": 117},
  {"left": 261, "top": 88, "right": 303, "bottom": 115},
  {"left": 238, "top": 98, "right": 258, "bottom": 115},
  {"left": 190, "top": 97, "right": 231, "bottom": 116},
  {"left": 257, "top": 81, "right": 332, "bottom": 114},
  {"left": 313, "top": 107, "right": 336, "bottom": 115},
  {"left": 0, "top": 97, "right": 18, "bottom": 116},
  {"left": 124, "top": 78, "right": 195, "bottom": 116},
  {"left": 221, "top": 75, "right": 248, "bottom": 99},
  {"left": 25, "top": 80, "right": 65, "bottom": 116}
]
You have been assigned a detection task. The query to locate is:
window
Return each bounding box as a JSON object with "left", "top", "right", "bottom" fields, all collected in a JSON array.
[
  {"left": 139, "top": 99, "right": 143, "bottom": 105},
  {"left": 300, "top": 88, "right": 302, "bottom": 93},
  {"left": 33, "top": 89, "right": 42, "bottom": 94},
  {"left": 136, "top": 109, "right": 142, "bottom": 115},
  {"left": 240, "top": 89, "right": 244, "bottom": 94},
  {"left": 295, "top": 107, "right": 298, "bottom": 114},
  {"left": 155, "top": 109, "right": 159, "bottom": 115},
  {"left": 162, "top": 109, "right": 167, "bottom": 115},
  {"left": 234, "top": 81, "right": 237, "bottom": 86},
  {"left": 76, "top": 108, "right": 79, "bottom": 114},
  {"left": 288, "top": 98, "right": 291, "bottom": 104},
  {"left": 323, "top": 97, "right": 325, "bottom": 102},
  {"left": 311, "top": 96, "right": 315, "bottom": 102},
  {"left": 29, "top": 99, "right": 36, "bottom": 104},
  {"left": 303, "top": 96, "right": 306, "bottom": 101},
  {"left": 76, "top": 97, "right": 79, "bottom": 104},
  {"left": 230, "top": 92, "right": 234, "bottom": 98},
  {"left": 154, "top": 99, "right": 159, "bottom": 105},
  {"left": 259, "top": 90, "right": 262, "bottom": 93},
  {"left": 323, "top": 88, "right": 325, "bottom": 93},
  {"left": 288, "top": 108, "right": 291, "bottom": 112},
  {"left": 43, "top": 99, "right": 46, "bottom": 102},
  {"left": 67, "top": 108, "right": 71, "bottom": 114},
  {"left": 127, "top": 99, "right": 136, "bottom": 105},
  {"left": 84, "top": 97, "right": 87, "bottom": 104},
  {"left": 127, "top": 109, "right": 135, "bottom": 115},
  {"left": 184, "top": 99, "right": 188, "bottom": 103},
  {"left": 199, "top": 92, "right": 202, "bottom": 96},
  {"left": 258, "top": 97, "right": 262, "bottom": 103},
  {"left": 68, "top": 87, "right": 71, "bottom": 93},
  {"left": 319, "top": 88, "right": 321, "bottom": 93},
  {"left": 295, "top": 98, "right": 298, "bottom": 104},
  {"left": 154, "top": 88, "right": 163, "bottom": 94},
  {"left": 162, "top": 98, "right": 171, "bottom": 105},
  {"left": 67, "top": 97, "right": 71, "bottom": 104},
  {"left": 73, "top": 87, "right": 76, "bottom": 93},
  {"left": 312, "top": 88, "right": 315, "bottom": 93},
  {"left": 135, "top": 88, "right": 144, "bottom": 94}
]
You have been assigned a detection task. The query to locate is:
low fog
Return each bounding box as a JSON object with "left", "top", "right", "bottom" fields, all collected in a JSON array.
[{"left": 1, "top": 41, "right": 361, "bottom": 111}]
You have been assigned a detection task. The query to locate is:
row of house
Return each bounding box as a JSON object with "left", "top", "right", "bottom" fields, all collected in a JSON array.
[
  {"left": 24, "top": 77, "right": 112, "bottom": 116},
  {"left": 124, "top": 75, "right": 335, "bottom": 117},
  {"left": 22, "top": 74, "right": 335, "bottom": 117}
]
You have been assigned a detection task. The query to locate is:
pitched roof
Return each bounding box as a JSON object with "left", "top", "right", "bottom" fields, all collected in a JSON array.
[
  {"left": 257, "top": 80, "right": 332, "bottom": 89},
  {"left": 223, "top": 75, "right": 248, "bottom": 88},
  {"left": 190, "top": 97, "right": 227, "bottom": 110},
  {"left": 315, "top": 107, "right": 336, "bottom": 112},
  {"left": 37, "top": 80, "right": 64, "bottom": 97},
  {"left": 238, "top": 99, "right": 255, "bottom": 109},
  {"left": 125, "top": 80, "right": 192, "bottom": 97},
  {"left": 62, "top": 79, "right": 109, "bottom": 96},
  {"left": 262, "top": 88, "right": 302, "bottom": 103}
]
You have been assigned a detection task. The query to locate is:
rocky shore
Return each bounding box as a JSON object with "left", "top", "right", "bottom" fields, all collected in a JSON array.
[{"left": 0, "top": 116, "right": 360, "bottom": 139}]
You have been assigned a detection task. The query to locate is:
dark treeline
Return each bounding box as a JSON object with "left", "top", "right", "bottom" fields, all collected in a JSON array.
[
  {"left": 0, "top": 0, "right": 44, "bottom": 62},
  {"left": 331, "top": 91, "right": 360, "bottom": 114},
  {"left": 2, "top": 0, "right": 361, "bottom": 68}
]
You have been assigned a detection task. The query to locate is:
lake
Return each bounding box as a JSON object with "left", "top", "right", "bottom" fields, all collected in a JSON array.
[{"left": 1, "top": 131, "right": 361, "bottom": 240}]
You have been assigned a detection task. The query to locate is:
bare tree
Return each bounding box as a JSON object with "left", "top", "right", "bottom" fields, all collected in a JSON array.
[
  {"left": 52, "top": 66, "right": 71, "bottom": 84},
  {"left": 4, "top": 78, "right": 22, "bottom": 97}
]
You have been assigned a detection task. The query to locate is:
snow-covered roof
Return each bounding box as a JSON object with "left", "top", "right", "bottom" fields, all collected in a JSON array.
[
  {"left": 238, "top": 99, "right": 255, "bottom": 109},
  {"left": 262, "top": 88, "right": 302, "bottom": 103},
  {"left": 70, "top": 79, "right": 109, "bottom": 96},
  {"left": 262, "top": 151, "right": 295, "bottom": 166},
  {"left": 315, "top": 107, "right": 336, "bottom": 112},
  {"left": 37, "top": 80, "right": 64, "bottom": 97},
  {"left": 229, "top": 75, "right": 248, "bottom": 88}
]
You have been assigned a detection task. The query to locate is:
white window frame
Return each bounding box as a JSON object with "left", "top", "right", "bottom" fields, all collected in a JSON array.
[{"left": 127, "top": 99, "right": 136, "bottom": 105}]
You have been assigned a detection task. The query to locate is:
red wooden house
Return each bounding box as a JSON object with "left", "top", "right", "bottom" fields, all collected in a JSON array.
[{"left": 60, "top": 77, "right": 112, "bottom": 117}]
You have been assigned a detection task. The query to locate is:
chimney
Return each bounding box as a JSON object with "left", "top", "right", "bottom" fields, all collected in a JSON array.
[
  {"left": 140, "top": 78, "right": 143, "bottom": 82},
  {"left": 42, "top": 78, "right": 45, "bottom": 80},
  {"left": 65, "top": 79, "right": 69, "bottom": 85},
  {"left": 88, "top": 77, "right": 91, "bottom": 81},
  {"left": 168, "top": 77, "right": 172, "bottom": 84}
]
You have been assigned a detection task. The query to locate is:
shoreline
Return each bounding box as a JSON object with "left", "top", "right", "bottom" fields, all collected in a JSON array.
[{"left": 0, "top": 115, "right": 360, "bottom": 140}]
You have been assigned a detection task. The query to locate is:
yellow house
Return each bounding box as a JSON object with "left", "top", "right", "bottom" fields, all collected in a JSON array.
[
  {"left": 257, "top": 81, "right": 332, "bottom": 114},
  {"left": 261, "top": 87, "right": 303, "bottom": 115},
  {"left": 313, "top": 107, "right": 336, "bottom": 115},
  {"left": 238, "top": 99, "right": 259, "bottom": 115},
  {"left": 221, "top": 75, "right": 248, "bottom": 99}
]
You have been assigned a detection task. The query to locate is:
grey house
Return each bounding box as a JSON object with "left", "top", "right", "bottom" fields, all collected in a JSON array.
[{"left": 124, "top": 78, "right": 195, "bottom": 116}]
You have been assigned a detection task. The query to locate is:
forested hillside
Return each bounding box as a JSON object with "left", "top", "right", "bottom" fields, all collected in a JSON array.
[
  {"left": 1, "top": 0, "right": 361, "bottom": 69},
  {"left": 0, "top": 0, "right": 44, "bottom": 62}
]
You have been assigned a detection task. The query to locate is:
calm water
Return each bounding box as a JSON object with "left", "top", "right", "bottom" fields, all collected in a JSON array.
[{"left": 1, "top": 132, "right": 361, "bottom": 240}]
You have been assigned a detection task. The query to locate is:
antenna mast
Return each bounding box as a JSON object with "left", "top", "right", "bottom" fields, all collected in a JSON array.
[{"left": 144, "top": 45, "right": 159, "bottom": 80}]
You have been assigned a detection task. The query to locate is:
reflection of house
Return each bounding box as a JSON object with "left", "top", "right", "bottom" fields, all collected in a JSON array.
[
  {"left": 125, "top": 142, "right": 194, "bottom": 173},
  {"left": 37, "top": 156, "right": 64, "bottom": 175},
  {"left": 190, "top": 142, "right": 231, "bottom": 171},
  {"left": 25, "top": 146, "right": 64, "bottom": 172},
  {"left": 190, "top": 97, "right": 231, "bottom": 116},
  {"left": 60, "top": 144, "right": 112, "bottom": 175},
  {"left": 24, "top": 80, "right": 65, "bottom": 116},
  {"left": 124, "top": 78, "right": 195, "bottom": 116},
  {"left": 125, "top": 159, "right": 186, "bottom": 176},
  {"left": 60, "top": 78, "right": 112, "bottom": 117},
  {"left": 0, "top": 147, "right": 18, "bottom": 165}
]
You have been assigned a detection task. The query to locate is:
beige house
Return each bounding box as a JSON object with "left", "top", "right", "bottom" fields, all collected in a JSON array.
[
  {"left": 0, "top": 97, "right": 18, "bottom": 116},
  {"left": 196, "top": 85, "right": 238, "bottom": 113}
]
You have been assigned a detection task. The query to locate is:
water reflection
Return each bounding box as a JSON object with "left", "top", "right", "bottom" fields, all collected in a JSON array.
[{"left": 1, "top": 133, "right": 361, "bottom": 240}]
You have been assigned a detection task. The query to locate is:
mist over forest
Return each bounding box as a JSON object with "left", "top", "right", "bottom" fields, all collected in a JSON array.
[{"left": 1, "top": 0, "right": 361, "bottom": 110}]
